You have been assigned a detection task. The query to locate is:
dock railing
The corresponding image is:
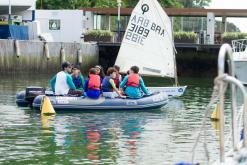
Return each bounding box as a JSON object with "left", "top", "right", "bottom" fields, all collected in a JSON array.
[{"left": 232, "top": 39, "right": 247, "bottom": 53}]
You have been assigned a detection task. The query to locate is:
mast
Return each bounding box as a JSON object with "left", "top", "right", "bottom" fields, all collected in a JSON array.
[{"left": 171, "top": 17, "right": 178, "bottom": 86}]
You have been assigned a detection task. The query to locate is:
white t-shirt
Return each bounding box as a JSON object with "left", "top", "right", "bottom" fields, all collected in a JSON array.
[{"left": 55, "top": 71, "right": 70, "bottom": 95}]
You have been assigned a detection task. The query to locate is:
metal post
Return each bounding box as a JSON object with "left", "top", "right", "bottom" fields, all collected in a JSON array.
[
  {"left": 8, "top": 0, "right": 11, "bottom": 24},
  {"left": 117, "top": 0, "right": 121, "bottom": 42}
]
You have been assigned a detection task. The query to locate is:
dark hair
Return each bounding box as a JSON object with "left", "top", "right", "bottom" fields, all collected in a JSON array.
[
  {"left": 89, "top": 68, "right": 97, "bottom": 75},
  {"left": 62, "top": 61, "right": 71, "bottom": 70},
  {"left": 95, "top": 65, "right": 105, "bottom": 78},
  {"left": 113, "top": 65, "right": 120, "bottom": 72},
  {"left": 130, "top": 66, "right": 139, "bottom": 74},
  {"left": 106, "top": 67, "right": 117, "bottom": 76}
]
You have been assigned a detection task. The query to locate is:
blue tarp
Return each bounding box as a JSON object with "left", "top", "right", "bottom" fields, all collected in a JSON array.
[{"left": 0, "top": 25, "right": 29, "bottom": 40}]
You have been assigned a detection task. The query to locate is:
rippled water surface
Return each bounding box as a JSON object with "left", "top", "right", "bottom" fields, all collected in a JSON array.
[{"left": 0, "top": 75, "right": 235, "bottom": 165}]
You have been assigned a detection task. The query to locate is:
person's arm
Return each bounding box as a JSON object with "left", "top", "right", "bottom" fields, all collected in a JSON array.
[
  {"left": 120, "top": 76, "right": 128, "bottom": 89},
  {"left": 50, "top": 75, "right": 56, "bottom": 92},
  {"left": 80, "top": 75, "right": 85, "bottom": 90},
  {"left": 66, "top": 74, "right": 76, "bottom": 90},
  {"left": 109, "top": 79, "right": 126, "bottom": 98},
  {"left": 139, "top": 77, "right": 149, "bottom": 95},
  {"left": 84, "top": 79, "right": 89, "bottom": 92}
]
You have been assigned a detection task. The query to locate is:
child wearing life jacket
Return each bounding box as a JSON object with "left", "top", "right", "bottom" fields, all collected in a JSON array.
[
  {"left": 102, "top": 67, "right": 126, "bottom": 99},
  {"left": 71, "top": 67, "right": 85, "bottom": 91},
  {"left": 113, "top": 65, "right": 122, "bottom": 88},
  {"left": 120, "top": 66, "right": 149, "bottom": 99},
  {"left": 95, "top": 65, "right": 105, "bottom": 83},
  {"left": 84, "top": 68, "right": 101, "bottom": 99}
]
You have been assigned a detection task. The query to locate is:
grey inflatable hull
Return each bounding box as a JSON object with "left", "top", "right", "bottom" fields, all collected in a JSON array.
[{"left": 32, "top": 92, "right": 168, "bottom": 111}]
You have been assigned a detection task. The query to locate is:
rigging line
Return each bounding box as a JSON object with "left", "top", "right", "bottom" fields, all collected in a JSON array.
[{"left": 191, "top": 74, "right": 229, "bottom": 163}]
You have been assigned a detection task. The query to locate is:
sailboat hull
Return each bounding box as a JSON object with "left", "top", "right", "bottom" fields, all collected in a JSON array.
[{"left": 148, "top": 86, "right": 187, "bottom": 97}]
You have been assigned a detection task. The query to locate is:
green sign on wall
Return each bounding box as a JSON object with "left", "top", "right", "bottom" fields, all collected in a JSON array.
[{"left": 49, "top": 20, "right": 61, "bottom": 30}]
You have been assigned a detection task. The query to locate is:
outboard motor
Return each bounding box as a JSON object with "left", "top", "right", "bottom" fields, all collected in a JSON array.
[{"left": 25, "top": 86, "right": 45, "bottom": 103}]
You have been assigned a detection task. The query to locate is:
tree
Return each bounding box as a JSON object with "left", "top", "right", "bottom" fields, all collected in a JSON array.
[
  {"left": 178, "top": 0, "right": 211, "bottom": 8},
  {"left": 36, "top": 0, "right": 182, "bottom": 9}
]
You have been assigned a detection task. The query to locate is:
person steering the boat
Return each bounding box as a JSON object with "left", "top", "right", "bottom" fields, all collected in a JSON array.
[
  {"left": 71, "top": 67, "right": 85, "bottom": 91},
  {"left": 120, "top": 66, "right": 149, "bottom": 99},
  {"left": 102, "top": 67, "right": 126, "bottom": 99},
  {"left": 50, "top": 62, "right": 84, "bottom": 96},
  {"left": 84, "top": 68, "right": 101, "bottom": 99}
]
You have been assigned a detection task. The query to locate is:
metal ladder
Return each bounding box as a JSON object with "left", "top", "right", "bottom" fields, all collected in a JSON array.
[{"left": 217, "top": 44, "right": 247, "bottom": 163}]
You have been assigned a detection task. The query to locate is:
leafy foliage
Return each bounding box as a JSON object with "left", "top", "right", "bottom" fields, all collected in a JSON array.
[
  {"left": 85, "top": 30, "right": 113, "bottom": 37},
  {"left": 174, "top": 31, "right": 197, "bottom": 40},
  {"left": 178, "top": 0, "right": 211, "bottom": 8},
  {"left": 223, "top": 32, "right": 247, "bottom": 40},
  {"left": 36, "top": 0, "right": 183, "bottom": 9}
]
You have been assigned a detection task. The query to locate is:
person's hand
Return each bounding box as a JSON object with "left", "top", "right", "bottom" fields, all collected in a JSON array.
[{"left": 120, "top": 95, "right": 127, "bottom": 99}]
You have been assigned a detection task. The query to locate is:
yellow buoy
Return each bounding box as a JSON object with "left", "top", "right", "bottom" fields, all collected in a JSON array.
[
  {"left": 211, "top": 103, "right": 220, "bottom": 121},
  {"left": 41, "top": 114, "right": 55, "bottom": 129},
  {"left": 41, "top": 96, "right": 56, "bottom": 115}
]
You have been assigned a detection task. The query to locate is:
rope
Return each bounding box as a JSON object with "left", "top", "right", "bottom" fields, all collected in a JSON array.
[{"left": 191, "top": 74, "right": 229, "bottom": 163}]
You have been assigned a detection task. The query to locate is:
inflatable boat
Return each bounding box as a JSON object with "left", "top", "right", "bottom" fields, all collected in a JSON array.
[{"left": 16, "top": 87, "right": 168, "bottom": 111}]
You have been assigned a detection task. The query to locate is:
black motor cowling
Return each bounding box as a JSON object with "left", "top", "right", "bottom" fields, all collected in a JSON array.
[{"left": 25, "top": 86, "right": 45, "bottom": 102}]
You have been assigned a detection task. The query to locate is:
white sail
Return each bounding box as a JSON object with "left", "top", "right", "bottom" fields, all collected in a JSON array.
[{"left": 115, "top": 0, "right": 175, "bottom": 78}]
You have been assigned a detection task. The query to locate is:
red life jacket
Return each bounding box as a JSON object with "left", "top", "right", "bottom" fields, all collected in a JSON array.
[
  {"left": 126, "top": 74, "right": 140, "bottom": 87},
  {"left": 113, "top": 74, "right": 120, "bottom": 88},
  {"left": 88, "top": 74, "right": 101, "bottom": 90}
]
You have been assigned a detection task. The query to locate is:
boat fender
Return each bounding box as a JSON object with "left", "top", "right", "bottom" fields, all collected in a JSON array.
[
  {"left": 60, "top": 47, "right": 66, "bottom": 63},
  {"left": 44, "top": 42, "right": 50, "bottom": 60},
  {"left": 41, "top": 96, "right": 56, "bottom": 115},
  {"left": 211, "top": 103, "right": 220, "bottom": 121},
  {"left": 77, "top": 48, "right": 83, "bottom": 64},
  {"left": 14, "top": 40, "right": 21, "bottom": 58}
]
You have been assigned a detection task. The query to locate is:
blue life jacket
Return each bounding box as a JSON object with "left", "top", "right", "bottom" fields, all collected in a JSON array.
[
  {"left": 73, "top": 76, "right": 82, "bottom": 89},
  {"left": 102, "top": 76, "right": 113, "bottom": 92}
]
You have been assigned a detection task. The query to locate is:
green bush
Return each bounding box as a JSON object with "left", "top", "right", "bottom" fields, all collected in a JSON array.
[
  {"left": 85, "top": 30, "right": 113, "bottom": 37},
  {"left": 223, "top": 32, "right": 247, "bottom": 40},
  {"left": 174, "top": 31, "right": 197, "bottom": 40}
]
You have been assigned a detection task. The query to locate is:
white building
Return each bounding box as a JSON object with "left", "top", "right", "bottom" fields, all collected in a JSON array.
[{"left": 0, "top": 0, "right": 93, "bottom": 42}]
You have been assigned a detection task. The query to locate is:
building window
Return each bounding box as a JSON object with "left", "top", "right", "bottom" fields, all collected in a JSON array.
[{"left": 49, "top": 20, "right": 61, "bottom": 30}]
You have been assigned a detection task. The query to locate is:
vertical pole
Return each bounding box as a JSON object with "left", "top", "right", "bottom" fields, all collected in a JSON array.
[
  {"left": 41, "top": 0, "right": 43, "bottom": 9},
  {"left": 117, "top": 0, "right": 121, "bottom": 42},
  {"left": 181, "top": 17, "right": 183, "bottom": 31},
  {"left": 171, "top": 17, "right": 178, "bottom": 86},
  {"left": 8, "top": 0, "right": 11, "bottom": 25},
  {"left": 108, "top": 15, "right": 111, "bottom": 31}
]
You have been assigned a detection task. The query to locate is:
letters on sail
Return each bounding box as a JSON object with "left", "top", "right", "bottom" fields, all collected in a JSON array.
[{"left": 115, "top": 0, "right": 175, "bottom": 78}]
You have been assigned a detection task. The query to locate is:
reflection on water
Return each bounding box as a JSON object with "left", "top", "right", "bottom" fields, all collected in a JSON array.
[{"left": 0, "top": 75, "right": 235, "bottom": 164}]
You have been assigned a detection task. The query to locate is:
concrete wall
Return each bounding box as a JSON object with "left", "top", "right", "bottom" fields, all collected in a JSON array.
[{"left": 0, "top": 39, "right": 99, "bottom": 74}]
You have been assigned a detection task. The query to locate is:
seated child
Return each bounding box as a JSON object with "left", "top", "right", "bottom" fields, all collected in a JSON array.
[
  {"left": 71, "top": 67, "right": 85, "bottom": 91},
  {"left": 84, "top": 68, "right": 101, "bottom": 99},
  {"left": 113, "top": 65, "right": 122, "bottom": 88},
  {"left": 102, "top": 67, "right": 126, "bottom": 99},
  {"left": 120, "top": 66, "right": 149, "bottom": 99}
]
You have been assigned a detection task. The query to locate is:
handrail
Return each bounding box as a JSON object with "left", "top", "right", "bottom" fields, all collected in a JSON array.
[
  {"left": 218, "top": 44, "right": 237, "bottom": 162},
  {"left": 217, "top": 44, "right": 247, "bottom": 162}
]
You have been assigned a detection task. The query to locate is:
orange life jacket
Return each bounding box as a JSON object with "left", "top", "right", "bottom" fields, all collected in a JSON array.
[
  {"left": 88, "top": 74, "right": 101, "bottom": 90},
  {"left": 126, "top": 74, "right": 139, "bottom": 87}
]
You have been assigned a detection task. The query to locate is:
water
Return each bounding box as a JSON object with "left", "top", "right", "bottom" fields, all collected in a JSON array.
[{"left": 0, "top": 75, "right": 234, "bottom": 165}]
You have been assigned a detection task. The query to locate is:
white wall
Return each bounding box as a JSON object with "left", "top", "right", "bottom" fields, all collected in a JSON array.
[{"left": 35, "top": 10, "right": 83, "bottom": 42}]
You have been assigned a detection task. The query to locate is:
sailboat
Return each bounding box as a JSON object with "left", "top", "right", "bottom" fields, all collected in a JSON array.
[{"left": 115, "top": 0, "right": 187, "bottom": 97}]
